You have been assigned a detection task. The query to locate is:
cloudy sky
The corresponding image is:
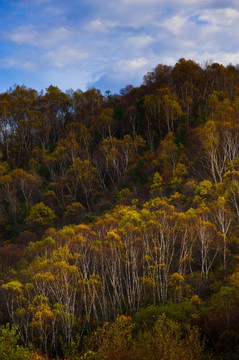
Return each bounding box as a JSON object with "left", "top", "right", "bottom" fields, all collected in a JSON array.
[{"left": 0, "top": 0, "right": 239, "bottom": 94}]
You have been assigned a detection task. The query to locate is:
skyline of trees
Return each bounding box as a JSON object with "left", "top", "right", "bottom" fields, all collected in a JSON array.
[{"left": 1, "top": 58, "right": 239, "bottom": 358}]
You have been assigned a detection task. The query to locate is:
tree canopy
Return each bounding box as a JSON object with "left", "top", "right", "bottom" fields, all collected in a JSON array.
[{"left": 1, "top": 59, "right": 239, "bottom": 359}]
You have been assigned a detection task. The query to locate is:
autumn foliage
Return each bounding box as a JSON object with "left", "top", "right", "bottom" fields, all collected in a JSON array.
[{"left": 1, "top": 59, "right": 239, "bottom": 358}]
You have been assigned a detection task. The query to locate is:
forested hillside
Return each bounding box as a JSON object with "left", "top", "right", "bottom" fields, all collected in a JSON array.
[{"left": 1, "top": 58, "right": 239, "bottom": 359}]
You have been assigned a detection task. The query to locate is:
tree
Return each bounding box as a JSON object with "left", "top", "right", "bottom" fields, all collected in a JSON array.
[
  {"left": 29, "top": 295, "right": 55, "bottom": 356},
  {"left": 11, "top": 169, "right": 40, "bottom": 207},
  {"left": 195, "top": 206, "right": 221, "bottom": 280},
  {"left": 98, "top": 315, "right": 135, "bottom": 360},
  {"left": 143, "top": 94, "right": 158, "bottom": 149},
  {"left": 141, "top": 199, "right": 180, "bottom": 304},
  {"left": 154, "top": 132, "right": 185, "bottom": 180},
  {"left": 150, "top": 171, "right": 163, "bottom": 197},
  {"left": 95, "top": 107, "right": 115, "bottom": 139},
  {"left": 63, "top": 202, "right": 86, "bottom": 225},
  {"left": 42, "top": 85, "right": 71, "bottom": 143},
  {"left": 0, "top": 323, "right": 44, "bottom": 360},
  {"left": 91, "top": 314, "right": 210, "bottom": 360},
  {"left": 157, "top": 87, "right": 183, "bottom": 133},
  {"left": 198, "top": 120, "right": 223, "bottom": 183},
  {"left": 149, "top": 314, "right": 209, "bottom": 360},
  {"left": 98, "top": 135, "right": 145, "bottom": 186},
  {"left": 211, "top": 196, "right": 233, "bottom": 270},
  {"left": 66, "top": 158, "right": 102, "bottom": 211},
  {"left": 25, "top": 202, "right": 56, "bottom": 231}
]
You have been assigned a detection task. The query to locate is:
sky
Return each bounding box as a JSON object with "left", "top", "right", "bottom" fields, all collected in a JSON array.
[{"left": 0, "top": 0, "right": 239, "bottom": 94}]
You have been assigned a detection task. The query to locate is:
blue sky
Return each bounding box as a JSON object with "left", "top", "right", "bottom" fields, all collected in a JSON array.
[{"left": 0, "top": 0, "right": 239, "bottom": 94}]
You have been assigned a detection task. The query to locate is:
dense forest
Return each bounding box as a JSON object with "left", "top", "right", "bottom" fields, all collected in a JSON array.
[{"left": 1, "top": 58, "right": 239, "bottom": 359}]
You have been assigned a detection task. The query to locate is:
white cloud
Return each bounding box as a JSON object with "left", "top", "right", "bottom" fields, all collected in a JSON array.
[
  {"left": 126, "top": 35, "right": 153, "bottom": 48},
  {"left": 6, "top": 25, "right": 71, "bottom": 49},
  {"left": 115, "top": 57, "right": 148, "bottom": 72},
  {"left": 7, "top": 25, "right": 38, "bottom": 45},
  {"left": 120, "top": 0, "right": 160, "bottom": 3},
  {"left": 0, "top": 55, "right": 37, "bottom": 72},
  {"left": 87, "top": 20, "right": 116, "bottom": 33},
  {"left": 45, "top": 45, "right": 88, "bottom": 68},
  {"left": 45, "top": 66, "right": 102, "bottom": 92},
  {"left": 161, "top": 15, "right": 187, "bottom": 35},
  {"left": 0, "top": 57, "right": 18, "bottom": 68},
  {"left": 192, "top": 51, "right": 239, "bottom": 66},
  {"left": 199, "top": 8, "right": 239, "bottom": 26}
]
